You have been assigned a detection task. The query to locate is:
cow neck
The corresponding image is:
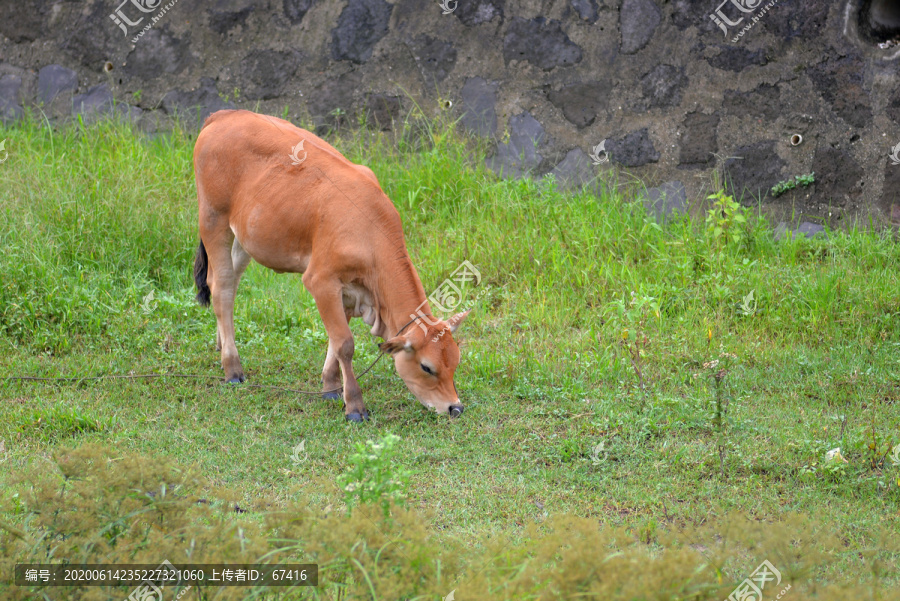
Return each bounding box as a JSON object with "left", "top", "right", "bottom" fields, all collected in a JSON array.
[{"left": 372, "top": 255, "right": 431, "bottom": 340}]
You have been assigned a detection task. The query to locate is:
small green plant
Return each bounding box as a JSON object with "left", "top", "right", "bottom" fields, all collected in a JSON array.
[
  {"left": 770, "top": 172, "right": 815, "bottom": 197},
  {"left": 132, "top": 89, "right": 142, "bottom": 103},
  {"left": 704, "top": 353, "right": 739, "bottom": 478},
  {"left": 607, "top": 292, "right": 660, "bottom": 396},
  {"left": 281, "top": 105, "right": 290, "bottom": 120},
  {"left": 705, "top": 189, "right": 747, "bottom": 248},
  {"left": 337, "top": 433, "right": 409, "bottom": 517}
]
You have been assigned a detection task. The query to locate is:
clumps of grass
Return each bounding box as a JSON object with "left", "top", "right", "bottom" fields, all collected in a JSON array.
[
  {"left": 337, "top": 433, "right": 409, "bottom": 517},
  {"left": 18, "top": 406, "right": 116, "bottom": 441},
  {"left": 771, "top": 172, "right": 815, "bottom": 197},
  {"left": 1, "top": 444, "right": 897, "bottom": 600}
]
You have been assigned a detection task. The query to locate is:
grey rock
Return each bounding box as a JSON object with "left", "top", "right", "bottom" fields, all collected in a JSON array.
[
  {"left": 124, "top": 29, "right": 192, "bottom": 80},
  {"left": 640, "top": 64, "right": 687, "bottom": 110},
  {"left": 459, "top": 77, "right": 498, "bottom": 137},
  {"left": 774, "top": 222, "right": 827, "bottom": 241},
  {"left": 73, "top": 84, "right": 141, "bottom": 124},
  {"left": 644, "top": 181, "right": 687, "bottom": 222},
  {"left": 161, "top": 77, "right": 236, "bottom": 125},
  {"left": 606, "top": 128, "right": 659, "bottom": 167},
  {"left": 725, "top": 141, "right": 785, "bottom": 204},
  {"left": 38, "top": 65, "right": 78, "bottom": 105},
  {"left": 707, "top": 46, "right": 767, "bottom": 72},
  {"left": 364, "top": 94, "right": 401, "bottom": 130},
  {"left": 547, "top": 81, "right": 608, "bottom": 128},
  {"left": 0, "top": 74, "right": 23, "bottom": 123},
  {"left": 503, "top": 18, "right": 582, "bottom": 71},
  {"left": 283, "top": 0, "right": 313, "bottom": 24},
  {"left": 620, "top": 0, "right": 661, "bottom": 54},
  {"left": 209, "top": 6, "right": 254, "bottom": 34},
  {"left": 570, "top": 0, "right": 599, "bottom": 23},
  {"left": 455, "top": 0, "right": 505, "bottom": 26},
  {"left": 723, "top": 84, "right": 781, "bottom": 120},
  {"left": 306, "top": 70, "right": 363, "bottom": 127},
  {"left": 241, "top": 49, "right": 302, "bottom": 100},
  {"left": 811, "top": 147, "right": 864, "bottom": 207},
  {"left": 809, "top": 55, "right": 871, "bottom": 129},
  {"left": 487, "top": 111, "right": 546, "bottom": 178},
  {"left": 407, "top": 36, "right": 457, "bottom": 87},
  {"left": 678, "top": 111, "right": 719, "bottom": 168},
  {"left": 331, "top": 0, "right": 393, "bottom": 63},
  {"left": 547, "top": 148, "right": 602, "bottom": 192}
]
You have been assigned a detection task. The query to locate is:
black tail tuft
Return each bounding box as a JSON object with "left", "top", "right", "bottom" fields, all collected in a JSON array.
[{"left": 194, "top": 240, "right": 211, "bottom": 307}]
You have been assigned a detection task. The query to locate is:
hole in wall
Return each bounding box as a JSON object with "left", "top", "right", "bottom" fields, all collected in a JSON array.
[{"left": 858, "top": 0, "right": 900, "bottom": 43}]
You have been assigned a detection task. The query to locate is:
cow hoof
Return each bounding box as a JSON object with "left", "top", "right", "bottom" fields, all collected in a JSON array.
[
  {"left": 345, "top": 411, "right": 370, "bottom": 423},
  {"left": 226, "top": 376, "right": 245, "bottom": 384},
  {"left": 322, "top": 391, "right": 342, "bottom": 401}
]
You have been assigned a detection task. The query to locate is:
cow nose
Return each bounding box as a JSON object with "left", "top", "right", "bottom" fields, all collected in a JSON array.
[{"left": 448, "top": 404, "right": 464, "bottom": 417}]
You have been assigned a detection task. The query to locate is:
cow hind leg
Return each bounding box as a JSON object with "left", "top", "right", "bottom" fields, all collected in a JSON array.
[{"left": 205, "top": 230, "right": 245, "bottom": 383}]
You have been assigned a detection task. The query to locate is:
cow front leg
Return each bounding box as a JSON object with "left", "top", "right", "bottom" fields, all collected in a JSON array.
[
  {"left": 321, "top": 310, "right": 352, "bottom": 400},
  {"left": 305, "top": 276, "right": 367, "bottom": 421}
]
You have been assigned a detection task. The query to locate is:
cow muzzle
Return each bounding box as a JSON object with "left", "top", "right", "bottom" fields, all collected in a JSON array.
[{"left": 448, "top": 404, "right": 464, "bottom": 418}]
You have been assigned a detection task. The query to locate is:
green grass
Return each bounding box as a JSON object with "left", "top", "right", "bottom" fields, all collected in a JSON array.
[{"left": 0, "top": 110, "right": 899, "bottom": 599}]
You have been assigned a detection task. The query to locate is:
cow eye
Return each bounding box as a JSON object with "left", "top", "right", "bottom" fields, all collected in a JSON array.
[{"left": 421, "top": 363, "right": 435, "bottom": 375}]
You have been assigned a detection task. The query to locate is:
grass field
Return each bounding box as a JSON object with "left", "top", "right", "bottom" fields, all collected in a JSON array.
[{"left": 0, "top": 110, "right": 899, "bottom": 600}]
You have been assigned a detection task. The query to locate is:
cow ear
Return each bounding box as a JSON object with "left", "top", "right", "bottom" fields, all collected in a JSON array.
[
  {"left": 448, "top": 309, "right": 471, "bottom": 334},
  {"left": 379, "top": 337, "right": 413, "bottom": 355}
]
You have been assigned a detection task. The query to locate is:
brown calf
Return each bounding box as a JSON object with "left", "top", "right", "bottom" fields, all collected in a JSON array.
[{"left": 192, "top": 110, "right": 470, "bottom": 421}]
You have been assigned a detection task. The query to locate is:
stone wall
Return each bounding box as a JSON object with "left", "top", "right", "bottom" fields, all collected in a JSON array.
[{"left": 1, "top": 0, "right": 899, "bottom": 228}]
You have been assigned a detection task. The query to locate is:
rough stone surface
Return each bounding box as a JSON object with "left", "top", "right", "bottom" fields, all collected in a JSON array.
[
  {"left": 161, "top": 78, "right": 236, "bottom": 124},
  {"left": 73, "top": 84, "right": 141, "bottom": 124},
  {"left": 209, "top": 6, "right": 254, "bottom": 34},
  {"left": 547, "top": 81, "right": 608, "bottom": 128},
  {"left": 241, "top": 49, "right": 302, "bottom": 100},
  {"left": 706, "top": 46, "right": 767, "bottom": 72},
  {"left": 725, "top": 141, "right": 785, "bottom": 204},
  {"left": 0, "top": 74, "right": 24, "bottom": 123},
  {"left": 882, "top": 163, "right": 900, "bottom": 226},
  {"left": 762, "top": 2, "right": 829, "bottom": 41},
  {"left": 331, "top": 0, "right": 393, "bottom": 63},
  {"left": 124, "top": 30, "right": 192, "bottom": 80},
  {"left": 455, "top": 0, "right": 505, "bottom": 26},
  {"left": 644, "top": 181, "right": 687, "bottom": 222},
  {"left": 487, "top": 112, "right": 545, "bottom": 177},
  {"left": 0, "top": 0, "right": 45, "bottom": 43},
  {"left": 810, "top": 55, "right": 872, "bottom": 129},
  {"left": 640, "top": 65, "right": 687, "bottom": 110},
  {"left": 606, "top": 128, "right": 659, "bottom": 168},
  {"left": 503, "top": 18, "right": 582, "bottom": 70},
  {"left": 888, "top": 93, "right": 900, "bottom": 124},
  {"left": 407, "top": 36, "right": 457, "bottom": 87},
  {"left": 283, "top": 0, "right": 313, "bottom": 24},
  {"left": 306, "top": 70, "right": 364, "bottom": 127},
  {"left": 459, "top": 77, "right": 498, "bottom": 137},
  {"left": 679, "top": 112, "right": 719, "bottom": 168},
  {"left": 364, "top": 94, "right": 401, "bottom": 130},
  {"left": 63, "top": 1, "right": 117, "bottom": 69},
  {"left": 811, "top": 147, "right": 865, "bottom": 210},
  {"left": 620, "top": 0, "right": 661, "bottom": 55},
  {"left": 38, "top": 65, "right": 78, "bottom": 105},
  {"left": 570, "top": 0, "right": 599, "bottom": 24},
  {"left": 723, "top": 84, "right": 781, "bottom": 121},
  {"left": 547, "top": 148, "right": 601, "bottom": 192}
]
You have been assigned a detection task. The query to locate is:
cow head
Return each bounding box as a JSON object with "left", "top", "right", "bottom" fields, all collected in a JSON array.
[{"left": 379, "top": 310, "right": 471, "bottom": 417}]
